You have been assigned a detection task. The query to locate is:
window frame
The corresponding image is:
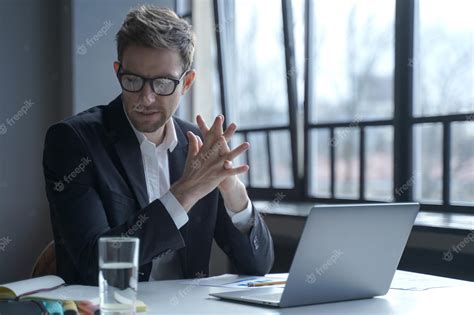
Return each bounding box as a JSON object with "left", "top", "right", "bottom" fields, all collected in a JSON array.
[
  {"left": 304, "top": 0, "right": 473, "bottom": 214},
  {"left": 214, "top": 0, "right": 474, "bottom": 213},
  {"left": 213, "top": 0, "right": 302, "bottom": 200}
]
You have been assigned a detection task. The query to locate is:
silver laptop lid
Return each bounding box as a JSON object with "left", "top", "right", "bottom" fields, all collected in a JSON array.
[{"left": 280, "top": 202, "right": 419, "bottom": 307}]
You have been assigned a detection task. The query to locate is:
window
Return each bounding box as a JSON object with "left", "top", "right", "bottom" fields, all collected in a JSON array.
[
  {"left": 220, "top": 0, "right": 289, "bottom": 128},
  {"left": 214, "top": 0, "right": 297, "bottom": 196},
  {"left": 413, "top": 123, "right": 443, "bottom": 203},
  {"left": 365, "top": 126, "right": 394, "bottom": 201},
  {"left": 413, "top": 0, "right": 473, "bottom": 117},
  {"left": 412, "top": 0, "right": 474, "bottom": 209},
  {"left": 306, "top": 0, "right": 396, "bottom": 202},
  {"left": 214, "top": 0, "right": 473, "bottom": 213},
  {"left": 309, "top": 0, "right": 395, "bottom": 123},
  {"left": 450, "top": 122, "right": 474, "bottom": 206}
]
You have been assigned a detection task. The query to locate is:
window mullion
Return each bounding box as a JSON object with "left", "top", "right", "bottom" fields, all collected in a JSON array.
[
  {"left": 282, "top": 0, "right": 301, "bottom": 194},
  {"left": 393, "top": 0, "right": 415, "bottom": 202}
]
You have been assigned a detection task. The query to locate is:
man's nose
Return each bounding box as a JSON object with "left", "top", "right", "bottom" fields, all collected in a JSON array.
[{"left": 138, "top": 81, "right": 156, "bottom": 105}]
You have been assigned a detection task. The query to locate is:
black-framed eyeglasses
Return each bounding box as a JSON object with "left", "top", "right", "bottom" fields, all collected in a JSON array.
[{"left": 117, "top": 64, "right": 188, "bottom": 96}]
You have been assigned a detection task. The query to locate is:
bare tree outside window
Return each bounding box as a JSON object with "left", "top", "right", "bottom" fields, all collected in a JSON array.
[
  {"left": 413, "top": 0, "right": 474, "bottom": 206},
  {"left": 309, "top": 0, "right": 395, "bottom": 200}
]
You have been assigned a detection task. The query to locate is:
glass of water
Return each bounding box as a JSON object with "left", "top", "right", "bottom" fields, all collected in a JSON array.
[{"left": 99, "top": 237, "right": 139, "bottom": 315}]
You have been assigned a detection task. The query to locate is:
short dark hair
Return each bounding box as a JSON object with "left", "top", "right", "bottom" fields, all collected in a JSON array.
[{"left": 116, "top": 5, "right": 195, "bottom": 70}]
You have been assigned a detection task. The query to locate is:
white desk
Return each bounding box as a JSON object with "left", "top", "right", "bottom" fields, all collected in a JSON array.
[{"left": 137, "top": 271, "right": 473, "bottom": 314}]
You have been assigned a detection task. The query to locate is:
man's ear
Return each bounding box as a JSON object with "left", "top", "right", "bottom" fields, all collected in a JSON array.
[
  {"left": 181, "top": 70, "right": 196, "bottom": 95},
  {"left": 113, "top": 61, "right": 120, "bottom": 75}
]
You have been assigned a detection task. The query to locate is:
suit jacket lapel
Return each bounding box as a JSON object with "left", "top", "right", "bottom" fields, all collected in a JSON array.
[
  {"left": 105, "top": 96, "right": 190, "bottom": 212},
  {"left": 104, "top": 95, "right": 149, "bottom": 209},
  {"left": 106, "top": 97, "right": 191, "bottom": 277},
  {"left": 167, "top": 117, "right": 188, "bottom": 185}
]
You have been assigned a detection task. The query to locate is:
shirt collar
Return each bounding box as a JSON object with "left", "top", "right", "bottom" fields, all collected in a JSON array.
[{"left": 123, "top": 103, "right": 178, "bottom": 153}]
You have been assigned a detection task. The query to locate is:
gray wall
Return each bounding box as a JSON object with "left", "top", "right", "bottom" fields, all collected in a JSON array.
[
  {"left": 0, "top": 0, "right": 177, "bottom": 284},
  {"left": 0, "top": 0, "right": 61, "bottom": 284}
]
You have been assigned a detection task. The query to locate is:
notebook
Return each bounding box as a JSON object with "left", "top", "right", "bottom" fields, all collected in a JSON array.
[{"left": 0, "top": 275, "right": 146, "bottom": 312}]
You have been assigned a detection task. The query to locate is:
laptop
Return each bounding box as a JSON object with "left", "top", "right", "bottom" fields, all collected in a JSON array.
[{"left": 210, "top": 202, "right": 419, "bottom": 308}]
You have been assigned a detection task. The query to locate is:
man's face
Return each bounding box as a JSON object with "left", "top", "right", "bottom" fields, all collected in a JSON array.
[{"left": 114, "top": 45, "right": 194, "bottom": 133}]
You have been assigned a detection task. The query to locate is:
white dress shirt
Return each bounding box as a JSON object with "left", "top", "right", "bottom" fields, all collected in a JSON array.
[{"left": 123, "top": 108, "right": 254, "bottom": 280}]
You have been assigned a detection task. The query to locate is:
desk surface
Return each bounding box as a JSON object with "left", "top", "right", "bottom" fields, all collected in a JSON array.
[{"left": 137, "top": 271, "right": 473, "bottom": 314}]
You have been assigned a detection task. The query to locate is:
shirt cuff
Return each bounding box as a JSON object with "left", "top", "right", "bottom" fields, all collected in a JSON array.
[
  {"left": 225, "top": 199, "right": 254, "bottom": 234},
  {"left": 160, "top": 190, "right": 189, "bottom": 229}
]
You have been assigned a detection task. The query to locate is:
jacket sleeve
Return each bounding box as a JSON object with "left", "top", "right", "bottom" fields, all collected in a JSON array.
[
  {"left": 43, "top": 122, "right": 185, "bottom": 285},
  {"left": 213, "top": 192, "right": 274, "bottom": 275}
]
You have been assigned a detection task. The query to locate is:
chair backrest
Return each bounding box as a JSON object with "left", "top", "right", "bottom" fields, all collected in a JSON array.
[{"left": 31, "top": 241, "right": 56, "bottom": 278}]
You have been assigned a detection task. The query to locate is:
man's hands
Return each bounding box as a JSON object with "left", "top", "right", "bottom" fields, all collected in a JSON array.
[{"left": 170, "top": 115, "right": 250, "bottom": 212}]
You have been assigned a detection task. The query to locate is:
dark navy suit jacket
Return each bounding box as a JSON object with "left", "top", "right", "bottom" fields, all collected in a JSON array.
[{"left": 42, "top": 95, "right": 274, "bottom": 285}]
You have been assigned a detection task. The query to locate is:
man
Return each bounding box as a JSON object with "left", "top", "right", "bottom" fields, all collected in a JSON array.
[{"left": 43, "top": 5, "right": 274, "bottom": 285}]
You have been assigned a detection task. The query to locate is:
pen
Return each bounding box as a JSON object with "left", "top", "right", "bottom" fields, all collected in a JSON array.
[{"left": 247, "top": 280, "right": 287, "bottom": 287}]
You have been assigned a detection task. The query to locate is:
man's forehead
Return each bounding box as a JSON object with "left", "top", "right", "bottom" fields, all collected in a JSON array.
[
  {"left": 121, "top": 45, "right": 183, "bottom": 77},
  {"left": 121, "top": 66, "right": 179, "bottom": 79}
]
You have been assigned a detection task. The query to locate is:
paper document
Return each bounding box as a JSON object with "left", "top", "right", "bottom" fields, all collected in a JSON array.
[
  {"left": 23, "top": 285, "right": 100, "bottom": 303},
  {"left": 390, "top": 271, "right": 473, "bottom": 291},
  {"left": 180, "top": 273, "right": 288, "bottom": 288}
]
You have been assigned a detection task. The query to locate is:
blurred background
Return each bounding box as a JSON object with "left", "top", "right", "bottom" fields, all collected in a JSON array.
[{"left": 0, "top": 0, "right": 472, "bottom": 284}]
